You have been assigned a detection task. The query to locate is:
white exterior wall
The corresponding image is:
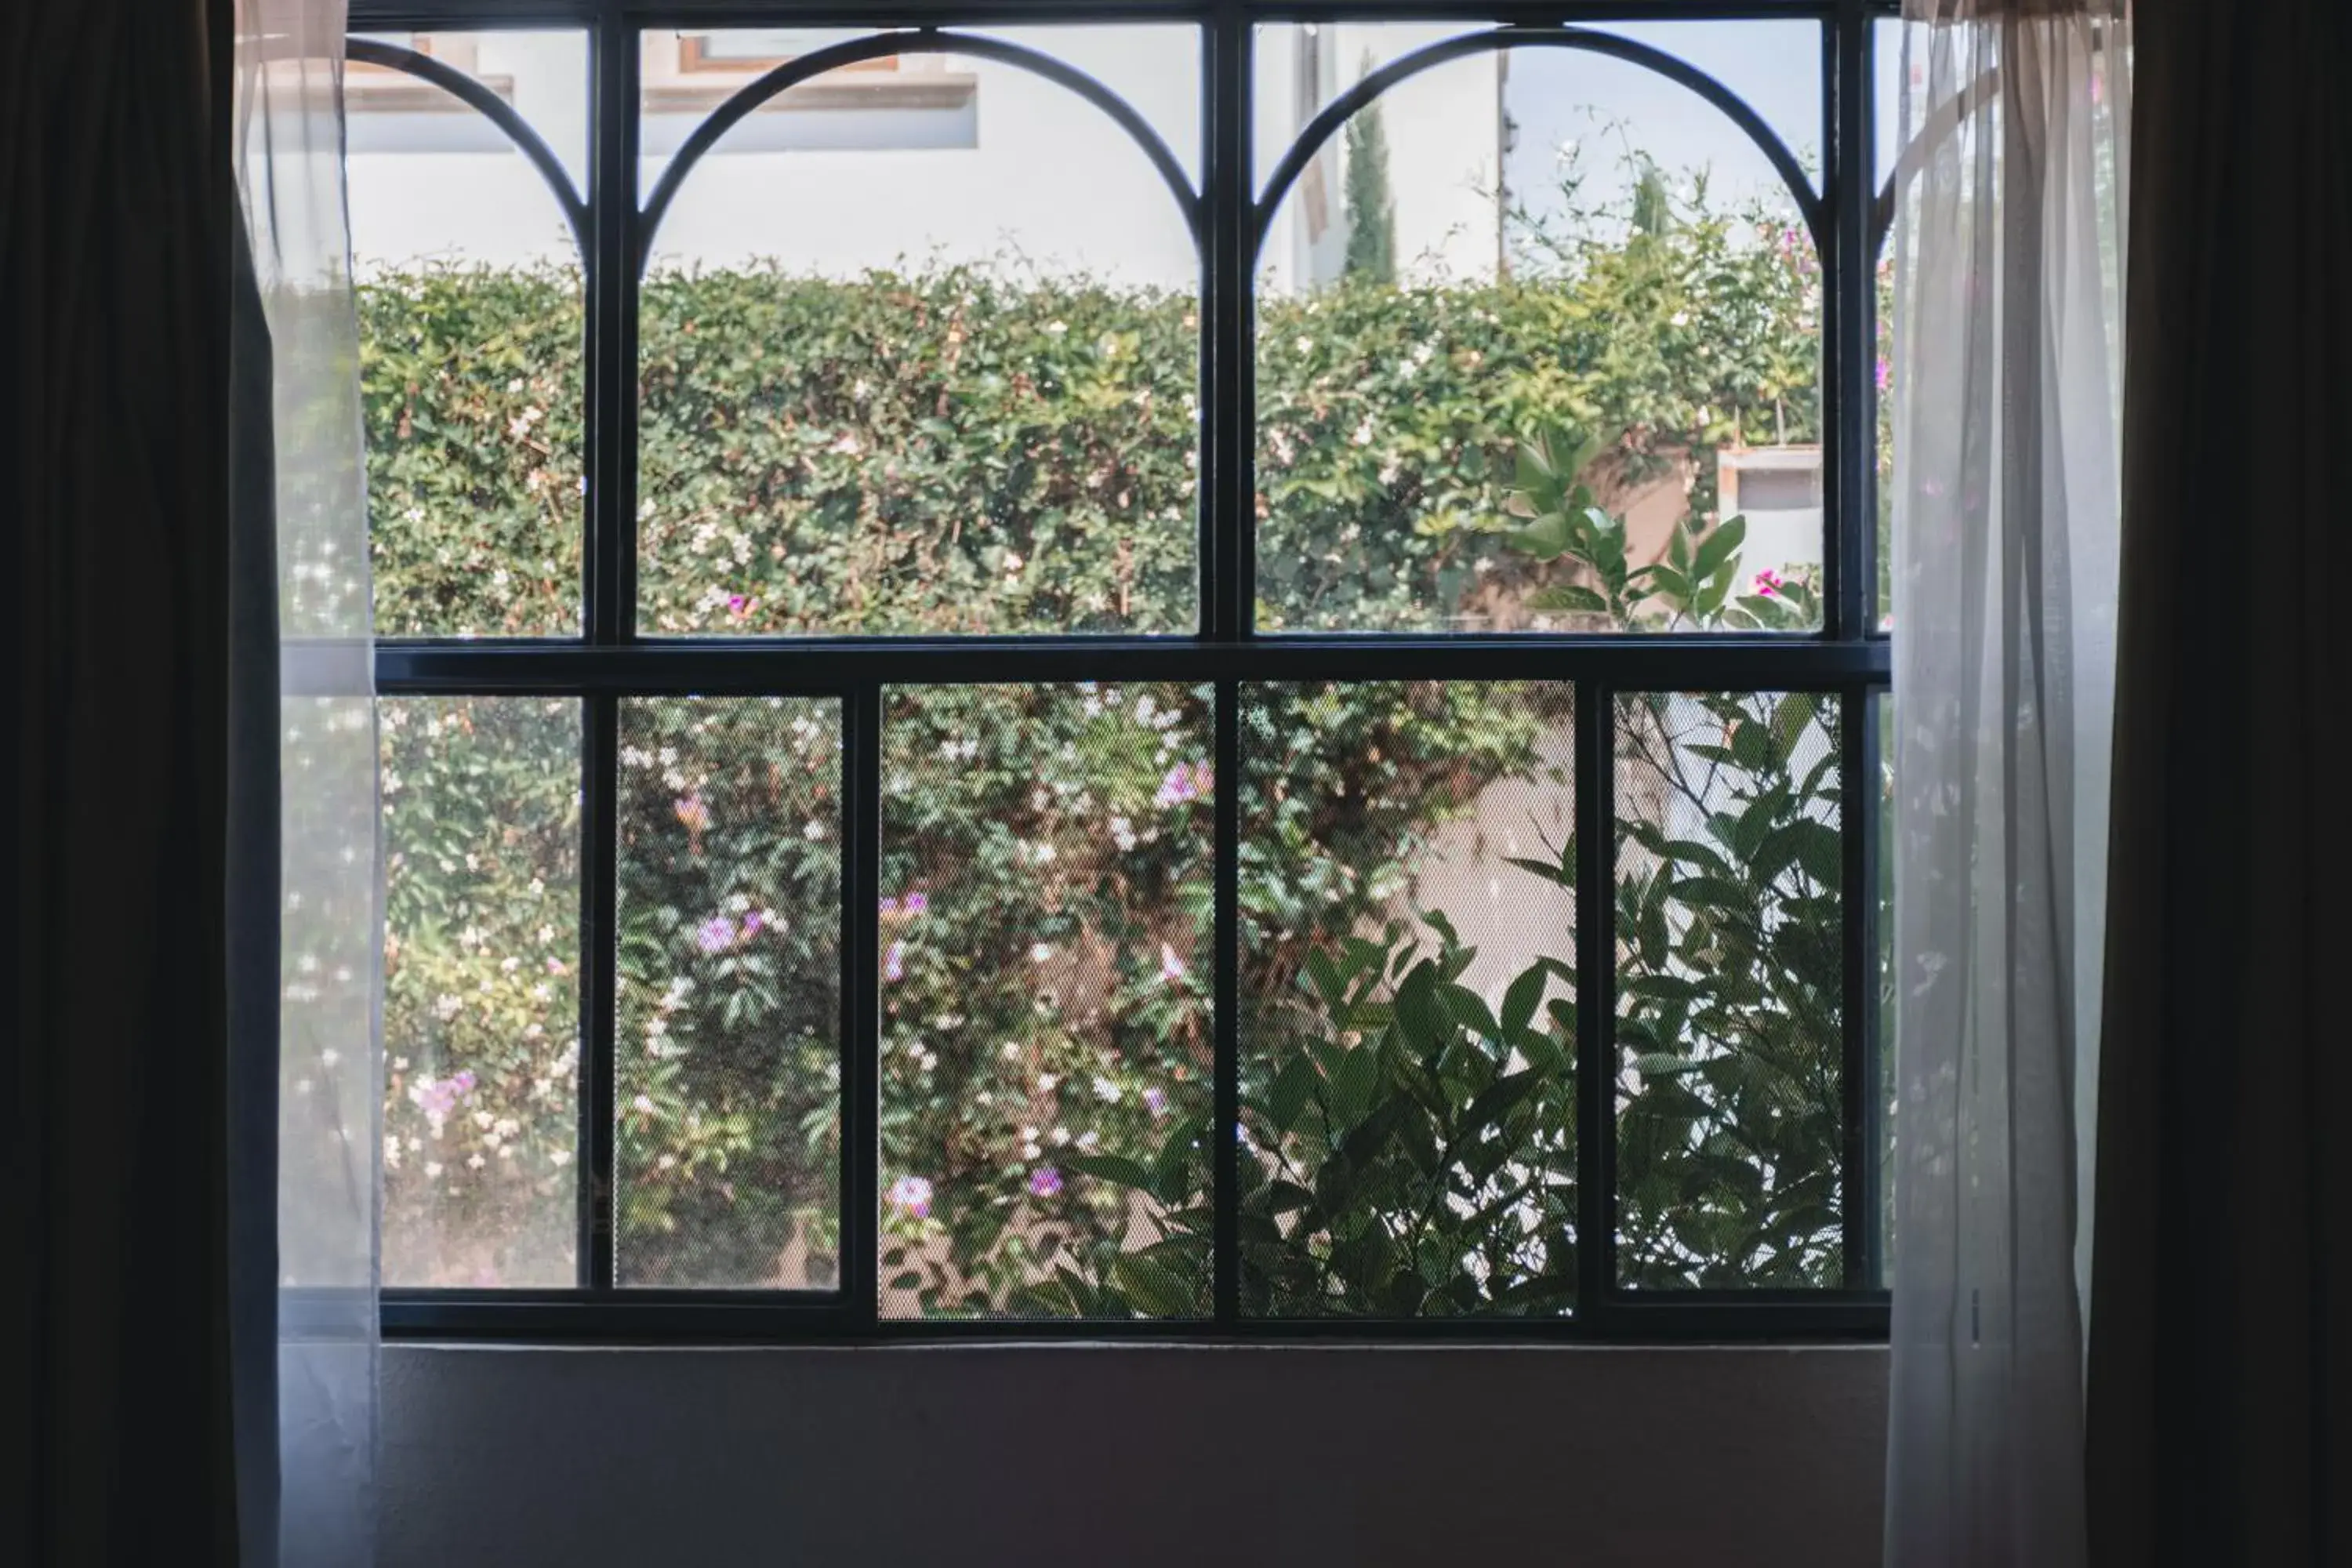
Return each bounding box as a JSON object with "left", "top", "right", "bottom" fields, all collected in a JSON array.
[{"left": 347, "top": 27, "right": 1507, "bottom": 291}]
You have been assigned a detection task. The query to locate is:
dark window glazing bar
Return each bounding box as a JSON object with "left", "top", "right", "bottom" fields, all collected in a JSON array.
[
  {"left": 380, "top": 1291, "right": 1887, "bottom": 1341},
  {"left": 1573, "top": 681, "right": 1610, "bottom": 1312},
  {"left": 1831, "top": 3, "right": 1878, "bottom": 1290},
  {"left": 1206, "top": 8, "right": 1252, "bottom": 644},
  {"left": 589, "top": 21, "right": 640, "bottom": 644},
  {"left": 581, "top": 695, "right": 620, "bottom": 1288},
  {"left": 842, "top": 684, "right": 883, "bottom": 1324},
  {"left": 1846, "top": 687, "right": 1881, "bottom": 1287},
  {"left": 347, "top": 3, "right": 1904, "bottom": 27},
  {"left": 376, "top": 637, "right": 1892, "bottom": 695}
]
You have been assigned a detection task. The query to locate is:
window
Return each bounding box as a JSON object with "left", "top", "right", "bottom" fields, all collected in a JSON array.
[{"left": 365, "top": 1, "right": 1894, "bottom": 1341}]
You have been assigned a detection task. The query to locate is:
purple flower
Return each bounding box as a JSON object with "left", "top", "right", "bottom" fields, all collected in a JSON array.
[
  {"left": 673, "top": 793, "right": 710, "bottom": 836},
  {"left": 408, "top": 1069, "right": 477, "bottom": 1124},
  {"left": 695, "top": 916, "right": 736, "bottom": 955},
  {"left": 1028, "top": 1167, "right": 1063, "bottom": 1199},
  {"left": 902, "top": 891, "right": 929, "bottom": 916},
  {"left": 741, "top": 909, "right": 764, "bottom": 937},
  {"left": 887, "top": 1174, "right": 933, "bottom": 1219},
  {"left": 1875, "top": 356, "right": 1892, "bottom": 394},
  {"left": 1156, "top": 762, "right": 1211, "bottom": 807},
  {"left": 884, "top": 941, "right": 906, "bottom": 982},
  {"left": 880, "top": 896, "right": 901, "bottom": 916},
  {"left": 726, "top": 593, "right": 756, "bottom": 618},
  {"left": 1143, "top": 1087, "right": 1169, "bottom": 1119}
]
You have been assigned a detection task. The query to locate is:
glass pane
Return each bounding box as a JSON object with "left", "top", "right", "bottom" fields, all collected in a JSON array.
[
  {"left": 880, "top": 684, "right": 1214, "bottom": 1319},
  {"left": 1613, "top": 690, "right": 1844, "bottom": 1288},
  {"left": 615, "top": 699, "right": 844, "bottom": 1289},
  {"left": 1254, "top": 28, "right": 1824, "bottom": 632},
  {"left": 637, "top": 28, "right": 1201, "bottom": 636},
  {"left": 350, "top": 31, "right": 589, "bottom": 637},
  {"left": 1257, "top": 21, "right": 1820, "bottom": 195},
  {"left": 381, "top": 697, "right": 582, "bottom": 1287},
  {"left": 1240, "top": 681, "right": 1579, "bottom": 1317}
]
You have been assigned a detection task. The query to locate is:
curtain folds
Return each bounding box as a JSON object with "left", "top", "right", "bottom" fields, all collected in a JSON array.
[
  {"left": 231, "top": 2, "right": 379, "bottom": 1563},
  {"left": 1884, "top": 2, "right": 2128, "bottom": 1564},
  {"left": 5, "top": 5, "right": 245, "bottom": 1562},
  {"left": 2086, "top": 2, "right": 2352, "bottom": 1563}
]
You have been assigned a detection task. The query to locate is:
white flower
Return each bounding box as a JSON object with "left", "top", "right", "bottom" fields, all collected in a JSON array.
[
  {"left": 1092, "top": 1076, "right": 1121, "bottom": 1104},
  {"left": 1030, "top": 943, "right": 1053, "bottom": 962},
  {"left": 425, "top": 1161, "right": 444, "bottom": 1178}
]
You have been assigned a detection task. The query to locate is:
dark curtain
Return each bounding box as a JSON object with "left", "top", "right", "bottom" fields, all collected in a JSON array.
[
  {"left": 2, "top": 3, "right": 277, "bottom": 1566},
  {"left": 2089, "top": 2, "right": 2352, "bottom": 1564}
]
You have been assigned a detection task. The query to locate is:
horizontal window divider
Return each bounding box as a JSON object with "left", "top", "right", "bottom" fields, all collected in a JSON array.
[
  {"left": 380, "top": 1293, "right": 1889, "bottom": 1344},
  {"left": 347, "top": 2, "right": 1894, "bottom": 31},
  {"left": 375, "top": 636, "right": 1890, "bottom": 693}
]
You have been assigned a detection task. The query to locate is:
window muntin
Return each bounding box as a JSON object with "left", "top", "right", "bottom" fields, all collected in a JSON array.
[{"left": 362, "top": 3, "right": 1893, "bottom": 1340}]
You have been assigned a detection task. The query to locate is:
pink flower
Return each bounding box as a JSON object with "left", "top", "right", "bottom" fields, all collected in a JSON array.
[
  {"left": 1754, "top": 568, "right": 1786, "bottom": 598},
  {"left": 880, "top": 896, "right": 900, "bottom": 916},
  {"left": 1027, "top": 1167, "right": 1063, "bottom": 1199},
  {"left": 1875, "top": 357, "right": 1892, "bottom": 394},
  {"left": 887, "top": 1175, "right": 933, "bottom": 1219},
  {"left": 1155, "top": 762, "right": 1213, "bottom": 807},
  {"left": 741, "top": 909, "right": 764, "bottom": 937},
  {"left": 694, "top": 916, "right": 736, "bottom": 954},
  {"left": 726, "top": 593, "right": 756, "bottom": 618},
  {"left": 1160, "top": 942, "right": 1186, "bottom": 982},
  {"left": 902, "top": 891, "right": 928, "bottom": 916},
  {"left": 884, "top": 942, "right": 905, "bottom": 982}
]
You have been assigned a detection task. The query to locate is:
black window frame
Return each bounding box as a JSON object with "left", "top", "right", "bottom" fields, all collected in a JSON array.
[{"left": 367, "top": 0, "right": 1898, "bottom": 1344}]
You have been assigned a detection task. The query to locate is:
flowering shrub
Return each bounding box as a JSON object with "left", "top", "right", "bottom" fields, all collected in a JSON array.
[{"left": 368, "top": 176, "right": 1856, "bottom": 1303}]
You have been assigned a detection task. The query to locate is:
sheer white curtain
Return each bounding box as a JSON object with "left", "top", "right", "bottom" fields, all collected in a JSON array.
[
  {"left": 234, "top": 2, "right": 378, "bottom": 1563},
  {"left": 1885, "top": 2, "right": 2128, "bottom": 1564}
]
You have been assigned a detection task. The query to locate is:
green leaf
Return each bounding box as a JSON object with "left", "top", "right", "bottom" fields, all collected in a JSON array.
[
  {"left": 1770, "top": 691, "right": 1817, "bottom": 763},
  {"left": 1500, "top": 964, "right": 1548, "bottom": 1036},
  {"left": 1526, "top": 583, "right": 1609, "bottom": 614},
  {"left": 1691, "top": 514, "right": 1748, "bottom": 583},
  {"left": 1113, "top": 1254, "right": 1197, "bottom": 1317},
  {"left": 1059, "top": 1153, "right": 1155, "bottom": 1192}
]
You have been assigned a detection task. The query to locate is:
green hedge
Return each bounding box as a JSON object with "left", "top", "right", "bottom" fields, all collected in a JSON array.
[
  {"left": 369, "top": 201, "right": 1853, "bottom": 1306},
  {"left": 362, "top": 200, "right": 1819, "bottom": 639}
]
